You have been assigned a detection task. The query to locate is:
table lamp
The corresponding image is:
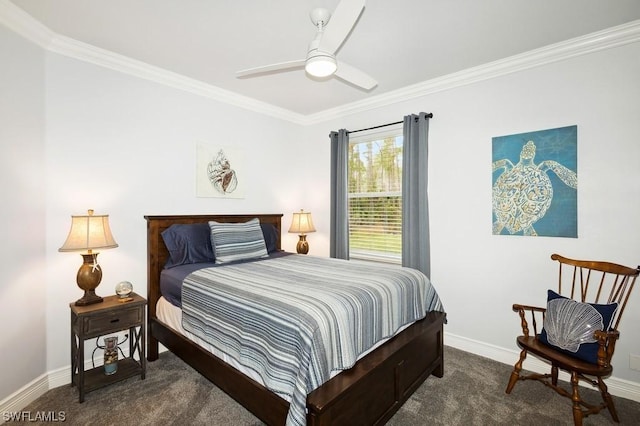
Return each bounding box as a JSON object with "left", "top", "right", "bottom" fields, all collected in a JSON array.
[
  {"left": 288, "top": 209, "right": 316, "bottom": 254},
  {"left": 59, "top": 209, "right": 118, "bottom": 306}
]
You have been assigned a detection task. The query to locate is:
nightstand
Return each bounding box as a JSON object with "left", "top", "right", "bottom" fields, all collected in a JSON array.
[{"left": 70, "top": 292, "right": 146, "bottom": 402}]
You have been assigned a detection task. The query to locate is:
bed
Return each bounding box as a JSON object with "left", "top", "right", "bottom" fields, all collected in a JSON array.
[{"left": 145, "top": 213, "right": 446, "bottom": 426}]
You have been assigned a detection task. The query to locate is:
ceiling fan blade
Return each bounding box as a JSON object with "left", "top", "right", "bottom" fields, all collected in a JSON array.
[
  {"left": 318, "top": 0, "right": 365, "bottom": 54},
  {"left": 236, "top": 59, "right": 306, "bottom": 78},
  {"left": 334, "top": 61, "right": 377, "bottom": 90}
]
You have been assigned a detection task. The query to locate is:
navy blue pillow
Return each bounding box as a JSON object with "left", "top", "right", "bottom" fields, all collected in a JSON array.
[
  {"left": 260, "top": 223, "right": 279, "bottom": 253},
  {"left": 539, "top": 290, "right": 618, "bottom": 364},
  {"left": 161, "top": 223, "right": 214, "bottom": 268}
]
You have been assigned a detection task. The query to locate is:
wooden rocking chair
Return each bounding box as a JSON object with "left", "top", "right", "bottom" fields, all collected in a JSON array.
[{"left": 505, "top": 253, "right": 639, "bottom": 425}]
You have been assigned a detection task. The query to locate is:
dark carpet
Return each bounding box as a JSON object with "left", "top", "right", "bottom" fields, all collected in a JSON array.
[{"left": 20, "top": 346, "right": 640, "bottom": 425}]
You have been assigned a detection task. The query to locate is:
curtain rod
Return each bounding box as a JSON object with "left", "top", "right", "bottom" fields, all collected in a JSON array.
[{"left": 346, "top": 112, "right": 433, "bottom": 135}]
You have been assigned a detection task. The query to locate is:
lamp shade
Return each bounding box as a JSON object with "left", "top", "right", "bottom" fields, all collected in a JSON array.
[
  {"left": 288, "top": 210, "right": 316, "bottom": 234},
  {"left": 59, "top": 209, "right": 118, "bottom": 253}
]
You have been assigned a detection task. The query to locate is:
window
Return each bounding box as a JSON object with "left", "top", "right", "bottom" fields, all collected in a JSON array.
[{"left": 348, "top": 125, "right": 403, "bottom": 262}]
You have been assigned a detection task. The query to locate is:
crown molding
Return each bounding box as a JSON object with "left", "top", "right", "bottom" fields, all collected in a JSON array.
[
  {"left": 0, "top": 0, "right": 55, "bottom": 47},
  {"left": 1, "top": 0, "right": 639, "bottom": 126},
  {"left": 45, "top": 33, "right": 309, "bottom": 124},
  {"left": 0, "top": 0, "right": 308, "bottom": 125},
  {"left": 304, "top": 19, "right": 640, "bottom": 124}
]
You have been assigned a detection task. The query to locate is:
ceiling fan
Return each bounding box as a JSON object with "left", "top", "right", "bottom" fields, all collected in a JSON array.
[{"left": 236, "top": 0, "right": 377, "bottom": 90}]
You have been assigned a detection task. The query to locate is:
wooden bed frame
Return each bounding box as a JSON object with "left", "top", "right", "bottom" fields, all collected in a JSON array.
[{"left": 145, "top": 214, "right": 445, "bottom": 425}]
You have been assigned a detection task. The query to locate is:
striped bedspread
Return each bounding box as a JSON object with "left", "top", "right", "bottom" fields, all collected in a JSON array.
[{"left": 181, "top": 255, "right": 444, "bottom": 426}]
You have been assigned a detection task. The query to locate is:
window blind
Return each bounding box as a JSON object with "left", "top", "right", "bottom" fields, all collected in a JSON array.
[{"left": 348, "top": 129, "right": 403, "bottom": 261}]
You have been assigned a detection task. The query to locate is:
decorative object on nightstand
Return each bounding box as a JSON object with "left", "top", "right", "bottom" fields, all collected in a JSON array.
[
  {"left": 103, "top": 336, "right": 118, "bottom": 375},
  {"left": 288, "top": 209, "right": 316, "bottom": 254},
  {"left": 115, "top": 281, "right": 133, "bottom": 298},
  {"left": 70, "top": 293, "right": 146, "bottom": 402},
  {"left": 59, "top": 209, "right": 118, "bottom": 306}
]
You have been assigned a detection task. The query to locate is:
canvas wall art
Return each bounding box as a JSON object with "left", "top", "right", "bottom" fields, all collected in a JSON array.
[
  {"left": 492, "top": 125, "right": 577, "bottom": 238},
  {"left": 196, "top": 144, "right": 245, "bottom": 198}
]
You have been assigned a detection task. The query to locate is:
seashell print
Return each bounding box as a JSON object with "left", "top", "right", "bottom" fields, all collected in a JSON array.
[
  {"left": 207, "top": 149, "right": 238, "bottom": 194},
  {"left": 543, "top": 298, "right": 603, "bottom": 353}
]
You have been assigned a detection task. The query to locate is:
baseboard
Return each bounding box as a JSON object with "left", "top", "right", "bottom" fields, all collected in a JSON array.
[
  {"left": 0, "top": 373, "right": 48, "bottom": 421},
  {"left": 2, "top": 336, "right": 638, "bottom": 420},
  {"left": 47, "top": 345, "right": 143, "bottom": 389},
  {"left": 444, "top": 332, "right": 640, "bottom": 403},
  {"left": 0, "top": 346, "right": 141, "bottom": 422}
]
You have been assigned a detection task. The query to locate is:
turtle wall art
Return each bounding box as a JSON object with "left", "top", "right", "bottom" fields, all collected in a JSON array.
[
  {"left": 492, "top": 125, "right": 577, "bottom": 238},
  {"left": 196, "top": 144, "right": 245, "bottom": 198}
]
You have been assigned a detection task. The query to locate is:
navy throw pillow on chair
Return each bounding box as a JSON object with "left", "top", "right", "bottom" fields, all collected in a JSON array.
[{"left": 539, "top": 290, "right": 618, "bottom": 364}]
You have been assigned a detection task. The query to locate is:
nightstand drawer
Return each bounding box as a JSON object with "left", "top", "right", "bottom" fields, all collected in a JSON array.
[{"left": 81, "top": 306, "right": 142, "bottom": 335}]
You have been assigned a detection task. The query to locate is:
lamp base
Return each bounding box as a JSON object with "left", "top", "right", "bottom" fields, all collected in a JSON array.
[
  {"left": 74, "top": 253, "right": 104, "bottom": 306},
  {"left": 296, "top": 235, "right": 309, "bottom": 255},
  {"left": 75, "top": 290, "right": 104, "bottom": 306}
]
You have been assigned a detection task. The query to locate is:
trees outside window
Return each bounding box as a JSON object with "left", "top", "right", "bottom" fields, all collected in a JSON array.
[{"left": 348, "top": 128, "right": 403, "bottom": 262}]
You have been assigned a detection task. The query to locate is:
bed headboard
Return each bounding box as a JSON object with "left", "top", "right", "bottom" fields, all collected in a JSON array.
[{"left": 144, "top": 214, "right": 283, "bottom": 320}]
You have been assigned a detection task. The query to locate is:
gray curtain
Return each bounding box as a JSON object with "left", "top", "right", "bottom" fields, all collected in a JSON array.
[
  {"left": 329, "top": 129, "right": 349, "bottom": 259},
  {"left": 402, "top": 113, "right": 431, "bottom": 276}
]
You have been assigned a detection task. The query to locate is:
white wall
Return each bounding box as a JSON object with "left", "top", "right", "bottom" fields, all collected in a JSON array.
[
  {"left": 42, "top": 54, "right": 307, "bottom": 371},
  {"left": 0, "top": 25, "right": 47, "bottom": 402},
  {"left": 303, "top": 41, "right": 640, "bottom": 383},
  {"left": 2, "top": 18, "right": 640, "bottom": 406}
]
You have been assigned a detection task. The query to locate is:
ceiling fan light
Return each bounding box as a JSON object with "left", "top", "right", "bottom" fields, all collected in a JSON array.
[{"left": 305, "top": 54, "right": 337, "bottom": 77}]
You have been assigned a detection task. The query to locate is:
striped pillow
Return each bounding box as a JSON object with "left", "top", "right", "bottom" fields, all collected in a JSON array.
[{"left": 209, "top": 218, "right": 268, "bottom": 264}]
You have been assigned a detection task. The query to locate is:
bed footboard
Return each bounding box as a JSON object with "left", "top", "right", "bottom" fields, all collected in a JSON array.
[
  {"left": 307, "top": 311, "right": 444, "bottom": 425},
  {"left": 148, "top": 311, "right": 444, "bottom": 426}
]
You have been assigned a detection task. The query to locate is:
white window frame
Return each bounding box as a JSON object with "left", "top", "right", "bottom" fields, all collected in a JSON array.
[{"left": 347, "top": 124, "right": 403, "bottom": 263}]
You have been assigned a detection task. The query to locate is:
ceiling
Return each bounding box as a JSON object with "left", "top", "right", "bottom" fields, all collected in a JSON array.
[{"left": 8, "top": 0, "right": 640, "bottom": 117}]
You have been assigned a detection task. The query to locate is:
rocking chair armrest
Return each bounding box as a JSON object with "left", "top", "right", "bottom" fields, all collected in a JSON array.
[
  {"left": 512, "top": 304, "right": 546, "bottom": 313},
  {"left": 512, "top": 304, "right": 546, "bottom": 337},
  {"left": 594, "top": 329, "right": 620, "bottom": 368},
  {"left": 594, "top": 329, "right": 619, "bottom": 341}
]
